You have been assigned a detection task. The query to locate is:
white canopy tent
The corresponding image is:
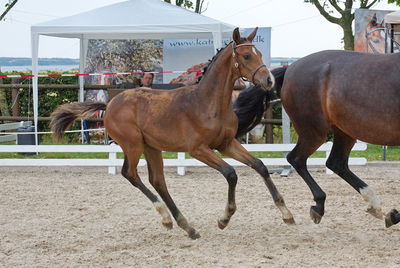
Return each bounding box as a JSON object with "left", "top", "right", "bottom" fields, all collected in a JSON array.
[
  {"left": 385, "top": 10, "right": 400, "bottom": 24},
  {"left": 30, "top": 0, "right": 236, "bottom": 144}
]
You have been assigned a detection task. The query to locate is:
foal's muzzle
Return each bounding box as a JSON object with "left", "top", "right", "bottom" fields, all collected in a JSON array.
[{"left": 254, "top": 70, "right": 275, "bottom": 91}]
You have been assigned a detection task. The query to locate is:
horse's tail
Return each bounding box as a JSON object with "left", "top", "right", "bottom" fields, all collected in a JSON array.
[
  {"left": 233, "top": 66, "right": 287, "bottom": 138},
  {"left": 270, "top": 66, "right": 287, "bottom": 98},
  {"left": 233, "top": 85, "right": 269, "bottom": 138},
  {"left": 50, "top": 102, "right": 107, "bottom": 141}
]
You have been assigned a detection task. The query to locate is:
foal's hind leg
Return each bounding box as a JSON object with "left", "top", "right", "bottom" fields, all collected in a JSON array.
[
  {"left": 144, "top": 154, "right": 173, "bottom": 230},
  {"left": 326, "top": 127, "right": 383, "bottom": 219},
  {"left": 144, "top": 146, "right": 200, "bottom": 239},
  {"left": 220, "top": 139, "right": 295, "bottom": 225},
  {"left": 121, "top": 155, "right": 172, "bottom": 227},
  {"left": 120, "top": 141, "right": 172, "bottom": 231}
]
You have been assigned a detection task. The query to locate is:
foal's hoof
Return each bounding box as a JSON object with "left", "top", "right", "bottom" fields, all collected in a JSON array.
[
  {"left": 367, "top": 207, "right": 383, "bottom": 219},
  {"left": 283, "top": 217, "right": 296, "bottom": 225},
  {"left": 385, "top": 209, "right": 400, "bottom": 228},
  {"left": 162, "top": 221, "right": 173, "bottom": 230},
  {"left": 310, "top": 206, "right": 323, "bottom": 224},
  {"left": 217, "top": 219, "right": 229, "bottom": 230},
  {"left": 188, "top": 229, "right": 201, "bottom": 240}
]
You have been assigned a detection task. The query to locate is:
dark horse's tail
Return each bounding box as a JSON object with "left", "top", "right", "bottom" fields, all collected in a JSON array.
[
  {"left": 271, "top": 66, "right": 287, "bottom": 98},
  {"left": 233, "top": 66, "right": 287, "bottom": 138},
  {"left": 50, "top": 102, "right": 107, "bottom": 141}
]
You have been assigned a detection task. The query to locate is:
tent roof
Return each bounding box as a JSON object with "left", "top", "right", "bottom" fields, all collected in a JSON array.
[
  {"left": 31, "top": 0, "right": 236, "bottom": 39},
  {"left": 385, "top": 10, "right": 400, "bottom": 24}
]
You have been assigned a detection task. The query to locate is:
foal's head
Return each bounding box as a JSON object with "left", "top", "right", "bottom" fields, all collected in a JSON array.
[{"left": 231, "top": 27, "right": 274, "bottom": 91}]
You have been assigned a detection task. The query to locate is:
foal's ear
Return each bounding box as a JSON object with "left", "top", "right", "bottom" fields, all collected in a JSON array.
[
  {"left": 370, "top": 13, "right": 377, "bottom": 25},
  {"left": 233, "top": 28, "right": 241, "bottom": 44},
  {"left": 247, "top": 27, "right": 258, "bottom": 42}
]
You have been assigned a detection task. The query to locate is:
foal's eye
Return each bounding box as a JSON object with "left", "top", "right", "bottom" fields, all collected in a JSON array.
[{"left": 243, "top": 54, "right": 251, "bottom": 60}]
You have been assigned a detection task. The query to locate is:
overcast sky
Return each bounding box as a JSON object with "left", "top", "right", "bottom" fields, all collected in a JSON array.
[{"left": 0, "top": 0, "right": 398, "bottom": 58}]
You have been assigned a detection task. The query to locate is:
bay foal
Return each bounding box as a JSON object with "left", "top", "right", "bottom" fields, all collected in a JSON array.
[{"left": 51, "top": 28, "right": 294, "bottom": 239}]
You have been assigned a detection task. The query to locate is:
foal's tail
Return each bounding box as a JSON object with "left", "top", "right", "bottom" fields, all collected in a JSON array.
[
  {"left": 270, "top": 66, "right": 287, "bottom": 98},
  {"left": 50, "top": 102, "right": 107, "bottom": 141}
]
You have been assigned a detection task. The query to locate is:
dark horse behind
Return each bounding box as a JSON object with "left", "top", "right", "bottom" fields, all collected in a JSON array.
[{"left": 233, "top": 51, "right": 400, "bottom": 228}]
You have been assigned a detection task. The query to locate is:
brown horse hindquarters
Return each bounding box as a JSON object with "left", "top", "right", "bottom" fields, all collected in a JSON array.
[
  {"left": 281, "top": 50, "right": 400, "bottom": 226},
  {"left": 323, "top": 53, "right": 400, "bottom": 145},
  {"left": 283, "top": 51, "right": 400, "bottom": 145}
]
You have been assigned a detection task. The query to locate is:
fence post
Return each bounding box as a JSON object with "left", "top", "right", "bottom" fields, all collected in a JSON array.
[
  {"left": 264, "top": 106, "right": 273, "bottom": 143},
  {"left": 108, "top": 144, "right": 117, "bottom": 175},
  {"left": 177, "top": 152, "right": 185, "bottom": 175},
  {"left": 0, "top": 78, "right": 11, "bottom": 117},
  {"left": 280, "top": 107, "right": 292, "bottom": 177},
  {"left": 325, "top": 141, "right": 333, "bottom": 174},
  {"left": 11, "top": 78, "right": 20, "bottom": 117}
]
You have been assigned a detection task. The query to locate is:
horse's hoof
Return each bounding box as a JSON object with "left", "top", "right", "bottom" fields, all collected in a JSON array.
[
  {"left": 385, "top": 209, "right": 400, "bottom": 228},
  {"left": 367, "top": 207, "right": 383, "bottom": 219},
  {"left": 385, "top": 214, "right": 394, "bottom": 228},
  {"left": 162, "top": 221, "right": 173, "bottom": 230},
  {"left": 217, "top": 219, "right": 229, "bottom": 230},
  {"left": 310, "top": 206, "right": 323, "bottom": 224},
  {"left": 188, "top": 229, "right": 201, "bottom": 240},
  {"left": 283, "top": 217, "right": 296, "bottom": 225}
]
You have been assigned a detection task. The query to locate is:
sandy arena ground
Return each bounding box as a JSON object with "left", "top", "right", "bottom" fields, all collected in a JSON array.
[{"left": 1, "top": 164, "right": 399, "bottom": 267}]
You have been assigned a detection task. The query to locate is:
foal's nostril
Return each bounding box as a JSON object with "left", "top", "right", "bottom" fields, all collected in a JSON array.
[{"left": 267, "top": 76, "right": 272, "bottom": 86}]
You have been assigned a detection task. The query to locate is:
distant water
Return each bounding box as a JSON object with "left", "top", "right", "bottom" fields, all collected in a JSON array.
[{"left": 0, "top": 65, "right": 79, "bottom": 73}]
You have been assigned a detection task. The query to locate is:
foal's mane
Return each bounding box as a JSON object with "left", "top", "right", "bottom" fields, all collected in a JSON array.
[{"left": 200, "top": 41, "right": 232, "bottom": 80}]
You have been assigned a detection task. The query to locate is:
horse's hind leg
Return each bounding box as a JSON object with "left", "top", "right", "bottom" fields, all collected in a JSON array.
[
  {"left": 287, "top": 133, "right": 327, "bottom": 224},
  {"left": 220, "top": 139, "right": 294, "bottom": 225},
  {"left": 326, "top": 127, "right": 383, "bottom": 219},
  {"left": 120, "top": 144, "right": 172, "bottom": 231},
  {"left": 144, "top": 146, "right": 200, "bottom": 239},
  {"left": 144, "top": 153, "right": 173, "bottom": 230}
]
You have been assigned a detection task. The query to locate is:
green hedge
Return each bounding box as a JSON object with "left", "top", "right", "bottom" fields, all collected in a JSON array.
[{"left": 1, "top": 71, "right": 80, "bottom": 142}]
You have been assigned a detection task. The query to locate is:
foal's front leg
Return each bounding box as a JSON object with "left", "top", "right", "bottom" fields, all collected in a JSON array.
[
  {"left": 189, "top": 145, "right": 238, "bottom": 229},
  {"left": 220, "top": 139, "right": 295, "bottom": 225}
]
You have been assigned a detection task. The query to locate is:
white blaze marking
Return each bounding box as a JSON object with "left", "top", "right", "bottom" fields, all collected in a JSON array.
[
  {"left": 269, "top": 72, "right": 275, "bottom": 88},
  {"left": 252, "top": 47, "right": 257, "bottom": 55}
]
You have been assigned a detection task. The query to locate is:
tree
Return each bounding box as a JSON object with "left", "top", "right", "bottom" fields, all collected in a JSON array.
[
  {"left": 305, "top": 0, "right": 400, "bottom": 50},
  {"left": 164, "top": 0, "right": 206, "bottom": 14},
  {"left": 0, "top": 0, "right": 18, "bottom": 21}
]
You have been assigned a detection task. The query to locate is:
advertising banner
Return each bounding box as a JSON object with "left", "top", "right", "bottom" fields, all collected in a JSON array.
[
  {"left": 163, "top": 27, "right": 271, "bottom": 83},
  {"left": 354, "top": 9, "right": 393, "bottom": 53}
]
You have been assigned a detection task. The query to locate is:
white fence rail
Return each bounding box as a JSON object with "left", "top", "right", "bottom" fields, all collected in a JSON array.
[{"left": 0, "top": 142, "right": 367, "bottom": 175}]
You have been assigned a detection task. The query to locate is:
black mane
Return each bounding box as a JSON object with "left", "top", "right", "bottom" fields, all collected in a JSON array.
[
  {"left": 233, "top": 85, "right": 272, "bottom": 138},
  {"left": 233, "top": 66, "right": 287, "bottom": 138},
  {"left": 200, "top": 42, "right": 233, "bottom": 80}
]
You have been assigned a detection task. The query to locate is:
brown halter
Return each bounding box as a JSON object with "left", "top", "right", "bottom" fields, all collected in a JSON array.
[{"left": 232, "top": 42, "right": 267, "bottom": 84}]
